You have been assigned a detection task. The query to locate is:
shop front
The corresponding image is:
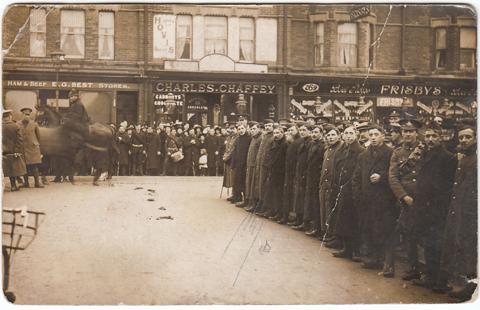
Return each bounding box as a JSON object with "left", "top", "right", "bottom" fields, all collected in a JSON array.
[
  {"left": 3, "top": 78, "right": 140, "bottom": 125},
  {"left": 152, "top": 80, "right": 279, "bottom": 125},
  {"left": 289, "top": 77, "right": 477, "bottom": 125}
]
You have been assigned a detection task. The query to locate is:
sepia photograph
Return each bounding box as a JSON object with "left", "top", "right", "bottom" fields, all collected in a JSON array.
[{"left": 1, "top": 0, "right": 478, "bottom": 306}]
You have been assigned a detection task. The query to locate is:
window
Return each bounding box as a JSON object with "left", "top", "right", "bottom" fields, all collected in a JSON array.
[
  {"left": 460, "top": 28, "right": 476, "bottom": 69},
  {"left": 176, "top": 15, "right": 192, "bottom": 59},
  {"left": 204, "top": 16, "right": 227, "bottom": 55},
  {"left": 239, "top": 17, "right": 254, "bottom": 62},
  {"left": 98, "top": 12, "right": 114, "bottom": 59},
  {"left": 60, "top": 10, "right": 85, "bottom": 58},
  {"left": 337, "top": 23, "right": 357, "bottom": 67},
  {"left": 315, "top": 23, "right": 324, "bottom": 65},
  {"left": 435, "top": 28, "right": 447, "bottom": 68},
  {"left": 29, "top": 8, "right": 46, "bottom": 57}
]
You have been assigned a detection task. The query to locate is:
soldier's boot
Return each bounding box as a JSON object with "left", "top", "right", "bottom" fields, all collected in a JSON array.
[
  {"left": 9, "top": 177, "right": 19, "bottom": 192},
  {"left": 33, "top": 168, "right": 44, "bottom": 188},
  {"left": 41, "top": 175, "right": 49, "bottom": 185},
  {"left": 93, "top": 175, "right": 100, "bottom": 186},
  {"left": 402, "top": 266, "right": 421, "bottom": 281},
  {"left": 22, "top": 175, "right": 30, "bottom": 188},
  {"left": 448, "top": 282, "right": 477, "bottom": 302},
  {"left": 68, "top": 175, "right": 76, "bottom": 185}
]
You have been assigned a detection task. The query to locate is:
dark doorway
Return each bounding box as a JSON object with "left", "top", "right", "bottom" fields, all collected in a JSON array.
[{"left": 117, "top": 92, "right": 138, "bottom": 126}]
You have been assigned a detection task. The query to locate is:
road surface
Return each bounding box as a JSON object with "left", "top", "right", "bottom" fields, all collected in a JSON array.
[{"left": 2, "top": 176, "right": 457, "bottom": 305}]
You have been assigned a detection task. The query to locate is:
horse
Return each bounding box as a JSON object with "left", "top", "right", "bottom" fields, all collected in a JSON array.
[{"left": 35, "top": 104, "right": 116, "bottom": 156}]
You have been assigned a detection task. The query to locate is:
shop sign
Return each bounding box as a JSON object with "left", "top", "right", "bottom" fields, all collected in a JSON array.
[
  {"left": 350, "top": 6, "right": 371, "bottom": 21},
  {"left": 296, "top": 81, "right": 476, "bottom": 98},
  {"left": 153, "top": 14, "right": 176, "bottom": 59},
  {"left": 153, "top": 93, "right": 184, "bottom": 106},
  {"left": 377, "top": 97, "right": 403, "bottom": 107},
  {"left": 187, "top": 98, "right": 208, "bottom": 112},
  {"left": 4, "top": 80, "right": 138, "bottom": 90},
  {"left": 155, "top": 81, "right": 277, "bottom": 95},
  {"left": 302, "top": 83, "right": 319, "bottom": 93}
]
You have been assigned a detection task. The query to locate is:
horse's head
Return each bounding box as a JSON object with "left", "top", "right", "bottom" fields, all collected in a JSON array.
[{"left": 35, "top": 104, "right": 62, "bottom": 127}]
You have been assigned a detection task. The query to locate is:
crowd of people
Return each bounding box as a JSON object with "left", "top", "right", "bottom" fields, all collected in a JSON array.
[
  {"left": 219, "top": 113, "right": 477, "bottom": 302},
  {"left": 2, "top": 94, "right": 477, "bottom": 302}
]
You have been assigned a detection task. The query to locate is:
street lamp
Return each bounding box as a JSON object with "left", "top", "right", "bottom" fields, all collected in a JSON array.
[{"left": 50, "top": 50, "right": 65, "bottom": 112}]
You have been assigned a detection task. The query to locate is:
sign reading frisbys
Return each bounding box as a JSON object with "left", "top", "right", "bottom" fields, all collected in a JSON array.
[{"left": 155, "top": 81, "right": 277, "bottom": 94}]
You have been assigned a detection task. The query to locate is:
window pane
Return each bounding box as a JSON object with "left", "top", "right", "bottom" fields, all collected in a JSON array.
[
  {"left": 436, "top": 50, "right": 446, "bottom": 68},
  {"left": 205, "top": 16, "right": 227, "bottom": 55},
  {"left": 436, "top": 28, "right": 446, "bottom": 49},
  {"left": 460, "top": 28, "right": 476, "bottom": 49},
  {"left": 98, "top": 12, "right": 114, "bottom": 59},
  {"left": 176, "top": 15, "right": 192, "bottom": 59},
  {"left": 460, "top": 49, "right": 475, "bottom": 68},
  {"left": 316, "top": 23, "right": 324, "bottom": 44},
  {"left": 61, "top": 10, "right": 85, "bottom": 58},
  {"left": 338, "top": 23, "right": 357, "bottom": 66},
  {"left": 30, "top": 8, "right": 46, "bottom": 57},
  {"left": 239, "top": 17, "right": 254, "bottom": 62}
]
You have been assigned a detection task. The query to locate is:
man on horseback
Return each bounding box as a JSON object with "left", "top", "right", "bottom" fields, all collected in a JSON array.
[{"left": 63, "top": 88, "right": 90, "bottom": 144}]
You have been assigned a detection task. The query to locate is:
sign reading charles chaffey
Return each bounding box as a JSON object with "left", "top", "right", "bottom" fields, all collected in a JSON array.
[{"left": 155, "top": 81, "right": 277, "bottom": 95}]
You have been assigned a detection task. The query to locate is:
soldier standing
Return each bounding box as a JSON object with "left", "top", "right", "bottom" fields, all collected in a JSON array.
[
  {"left": 388, "top": 118, "right": 423, "bottom": 281},
  {"left": 131, "top": 124, "right": 145, "bottom": 176},
  {"left": 242, "top": 122, "right": 262, "bottom": 210},
  {"left": 2, "top": 110, "right": 27, "bottom": 191}
]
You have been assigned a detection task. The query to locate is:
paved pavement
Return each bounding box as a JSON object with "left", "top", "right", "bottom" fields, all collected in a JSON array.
[{"left": 2, "top": 176, "right": 457, "bottom": 305}]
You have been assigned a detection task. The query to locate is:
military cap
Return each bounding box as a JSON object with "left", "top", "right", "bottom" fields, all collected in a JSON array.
[
  {"left": 294, "top": 120, "right": 306, "bottom": 127},
  {"left": 278, "top": 118, "right": 290, "bottom": 125},
  {"left": 367, "top": 124, "right": 386, "bottom": 134},
  {"left": 68, "top": 88, "right": 79, "bottom": 97},
  {"left": 264, "top": 119, "right": 274, "bottom": 124},
  {"left": 315, "top": 116, "right": 330, "bottom": 125},
  {"left": 389, "top": 110, "right": 401, "bottom": 118},
  {"left": 248, "top": 121, "right": 259, "bottom": 127},
  {"left": 388, "top": 123, "right": 402, "bottom": 133},
  {"left": 323, "top": 124, "right": 340, "bottom": 134},
  {"left": 424, "top": 121, "right": 442, "bottom": 133},
  {"left": 399, "top": 118, "right": 422, "bottom": 130},
  {"left": 355, "top": 121, "right": 370, "bottom": 131},
  {"left": 20, "top": 107, "right": 33, "bottom": 114},
  {"left": 457, "top": 118, "right": 476, "bottom": 132},
  {"left": 127, "top": 125, "right": 134, "bottom": 130},
  {"left": 258, "top": 122, "right": 265, "bottom": 129}
]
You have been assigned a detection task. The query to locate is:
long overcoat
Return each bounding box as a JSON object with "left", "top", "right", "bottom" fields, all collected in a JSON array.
[
  {"left": 263, "top": 136, "right": 287, "bottom": 214},
  {"left": 145, "top": 132, "right": 162, "bottom": 170},
  {"left": 2, "top": 119, "right": 27, "bottom": 177},
  {"left": 440, "top": 144, "right": 477, "bottom": 277},
  {"left": 293, "top": 137, "right": 311, "bottom": 215},
  {"left": 352, "top": 144, "right": 397, "bottom": 246},
  {"left": 244, "top": 133, "right": 262, "bottom": 199},
  {"left": 332, "top": 141, "right": 365, "bottom": 238},
  {"left": 18, "top": 120, "right": 42, "bottom": 165},
  {"left": 253, "top": 131, "right": 274, "bottom": 200},
  {"left": 282, "top": 135, "right": 302, "bottom": 215},
  {"left": 117, "top": 132, "right": 131, "bottom": 166},
  {"left": 231, "top": 133, "right": 251, "bottom": 194},
  {"left": 303, "top": 138, "right": 325, "bottom": 220}
]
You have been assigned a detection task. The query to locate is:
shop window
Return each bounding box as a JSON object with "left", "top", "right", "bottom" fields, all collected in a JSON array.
[
  {"left": 98, "top": 12, "right": 114, "bottom": 60},
  {"left": 204, "top": 16, "right": 227, "bottom": 55},
  {"left": 337, "top": 23, "right": 357, "bottom": 67},
  {"left": 29, "top": 8, "right": 46, "bottom": 57},
  {"left": 435, "top": 28, "right": 447, "bottom": 69},
  {"left": 239, "top": 17, "right": 254, "bottom": 62},
  {"left": 315, "top": 23, "right": 324, "bottom": 65},
  {"left": 60, "top": 10, "right": 85, "bottom": 59},
  {"left": 176, "top": 15, "right": 192, "bottom": 59},
  {"left": 460, "top": 27, "right": 476, "bottom": 69}
]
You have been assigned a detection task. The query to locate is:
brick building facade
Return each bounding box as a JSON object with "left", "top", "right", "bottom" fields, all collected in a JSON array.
[{"left": 2, "top": 4, "right": 477, "bottom": 125}]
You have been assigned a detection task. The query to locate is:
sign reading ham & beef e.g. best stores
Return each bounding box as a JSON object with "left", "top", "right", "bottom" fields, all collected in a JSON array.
[
  {"left": 155, "top": 81, "right": 277, "bottom": 95},
  {"left": 4, "top": 80, "right": 138, "bottom": 90}
]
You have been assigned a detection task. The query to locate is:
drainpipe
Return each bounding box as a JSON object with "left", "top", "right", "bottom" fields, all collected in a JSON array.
[{"left": 399, "top": 5, "right": 406, "bottom": 75}]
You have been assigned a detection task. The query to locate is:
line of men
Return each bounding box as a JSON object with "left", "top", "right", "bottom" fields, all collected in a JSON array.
[{"left": 222, "top": 115, "right": 477, "bottom": 302}]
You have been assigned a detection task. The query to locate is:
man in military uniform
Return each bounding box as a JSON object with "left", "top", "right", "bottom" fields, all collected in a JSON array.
[
  {"left": 2, "top": 110, "right": 27, "bottom": 191},
  {"left": 131, "top": 123, "right": 145, "bottom": 176},
  {"left": 63, "top": 89, "right": 90, "bottom": 143},
  {"left": 242, "top": 122, "right": 262, "bottom": 210},
  {"left": 388, "top": 118, "right": 423, "bottom": 281}
]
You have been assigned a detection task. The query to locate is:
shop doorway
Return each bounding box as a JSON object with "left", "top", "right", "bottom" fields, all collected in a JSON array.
[{"left": 116, "top": 92, "right": 138, "bottom": 126}]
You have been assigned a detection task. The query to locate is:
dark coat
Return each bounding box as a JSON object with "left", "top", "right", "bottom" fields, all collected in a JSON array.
[
  {"left": 319, "top": 141, "right": 344, "bottom": 232},
  {"left": 352, "top": 144, "right": 397, "bottom": 245},
  {"left": 2, "top": 119, "right": 27, "bottom": 177},
  {"left": 282, "top": 135, "right": 302, "bottom": 214},
  {"left": 303, "top": 138, "right": 325, "bottom": 213},
  {"left": 223, "top": 134, "right": 238, "bottom": 188},
  {"left": 18, "top": 119, "right": 42, "bottom": 165},
  {"left": 117, "top": 132, "right": 131, "bottom": 166},
  {"left": 145, "top": 132, "right": 162, "bottom": 170},
  {"left": 244, "top": 133, "right": 261, "bottom": 199},
  {"left": 231, "top": 133, "right": 251, "bottom": 193},
  {"left": 254, "top": 131, "right": 275, "bottom": 200},
  {"left": 333, "top": 141, "right": 365, "bottom": 238},
  {"left": 441, "top": 144, "right": 477, "bottom": 277},
  {"left": 205, "top": 134, "right": 219, "bottom": 174},
  {"left": 183, "top": 135, "right": 199, "bottom": 173},
  {"left": 66, "top": 100, "right": 89, "bottom": 123},
  {"left": 263, "top": 136, "right": 287, "bottom": 213},
  {"left": 413, "top": 146, "right": 456, "bottom": 231},
  {"left": 293, "top": 137, "right": 311, "bottom": 214}
]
